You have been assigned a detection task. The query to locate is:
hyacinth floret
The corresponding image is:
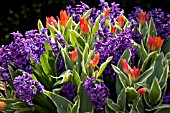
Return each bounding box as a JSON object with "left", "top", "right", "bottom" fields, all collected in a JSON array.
[
  {"left": 83, "top": 78, "right": 110, "bottom": 110},
  {"left": 61, "top": 83, "right": 77, "bottom": 102},
  {"left": 13, "top": 72, "right": 44, "bottom": 105},
  {"left": 0, "top": 28, "right": 65, "bottom": 81}
]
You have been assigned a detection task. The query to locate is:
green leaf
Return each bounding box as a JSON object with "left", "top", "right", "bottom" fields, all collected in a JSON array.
[
  {"left": 83, "top": 9, "right": 92, "bottom": 19},
  {"left": 162, "top": 36, "right": 170, "bottom": 54},
  {"left": 71, "top": 96, "right": 80, "bottom": 113},
  {"left": 73, "top": 70, "right": 81, "bottom": 86},
  {"left": 111, "top": 64, "right": 129, "bottom": 88},
  {"left": 146, "top": 104, "right": 170, "bottom": 111},
  {"left": 140, "top": 41, "right": 148, "bottom": 59},
  {"left": 34, "top": 105, "right": 52, "bottom": 113},
  {"left": 44, "top": 90, "right": 73, "bottom": 113},
  {"left": 144, "top": 91, "right": 153, "bottom": 108},
  {"left": 159, "top": 65, "right": 169, "bottom": 89},
  {"left": 155, "top": 108, "right": 170, "bottom": 113},
  {"left": 78, "top": 83, "right": 92, "bottom": 113},
  {"left": 149, "top": 78, "right": 162, "bottom": 105},
  {"left": 92, "top": 15, "right": 100, "bottom": 34},
  {"left": 117, "top": 88, "right": 126, "bottom": 111},
  {"left": 8, "top": 66, "right": 17, "bottom": 80},
  {"left": 125, "top": 87, "right": 139, "bottom": 102},
  {"left": 106, "top": 98, "right": 121, "bottom": 111},
  {"left": 37, "top": 19, "right": 44, "bottom": 33},
  {"left": 105, "top": 105, "right": 116, "bottom": 113},
  {"left": 135, "top": 67, "right": 153, "bottom": 83},
  {"left": 97, "top": 56, "right": 113, "bottom": 78},
  {"left": 13, "top": 108, "right": 33, "bottom": 113},
  {"left": 148, "top": 17, "right": 157, "bottom": 37}
]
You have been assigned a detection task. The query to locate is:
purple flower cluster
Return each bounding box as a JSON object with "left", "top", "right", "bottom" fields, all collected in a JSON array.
[
  {"left": 83, "top": 78, "right": 110, "bottom": 110},
  {"left": 128, "top": 7, "right": 170, "bottom": 41},
  {"left": 60, "top": 83, "right": 77, "bottom": 101},
  {"left": 0, "top": 28, "right": 65, "bottom": 81},
  {"left": 148, "top": 8, "right": 170, "bottom": 41},
  {"left": 66, "top": 1, "right": 90, "bottom": 23},
  {"left": 13, "top": 72, "right": 44, "bottom": 105},
  {"left": 163, "top": 91, "right": 170, "bottom": 104},
  {"left": 96, "top": 28, "right": 141, "bottom": 79}
]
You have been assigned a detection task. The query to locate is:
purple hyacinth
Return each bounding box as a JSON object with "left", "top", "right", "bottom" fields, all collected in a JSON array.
[
  {"left": 61, "top": 83, "right": 77, "bottom": 101},
  {"left": 13, "top": 72, "right": 44, "bottom": 105},
  {"left": 83, "top": 78, "right": 110, "bottom": 110},
  {"left": 148, "top": 8, "right": 170, "bottom": 41},
  {"left": 95, "top": 28, "right": 141, "bottom": 79},
  {"left": 0, "top": 28, "right": 65, "bottom": 81},
  {"left": 163, "top": 91, "right": 170, "bottom": 104},
  {"left": 66, "top": 1, "right": 89, "bottom": 23}
]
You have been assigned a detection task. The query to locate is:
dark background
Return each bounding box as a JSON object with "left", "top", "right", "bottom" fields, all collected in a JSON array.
[{"left": 0, "top": 0, "right": 169, "bottom": 46}]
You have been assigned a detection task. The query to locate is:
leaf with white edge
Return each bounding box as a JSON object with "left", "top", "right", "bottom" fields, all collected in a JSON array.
[
  {"left": 71, "top": 96, "right": 80, "bottom": 113},
  {"left": 44, "top": 90, "right": 73, "bottom": 113},
  {"left": 38, "top": 19, "right": 44, "bottom": 32},
  {"left": 125, "top": 87, "right": 139, "bottom": 102},
  {"left": 162, "top": 36, "right": 170, "bottom": 54},
  {"left": 135, "top": 67, "right": 153, "bottom": 83},
  {"left": 111, "top": 64, "right": 129, "bottom": 88},
  {"left": 105, "top": 105, "right": 116, "bottom": 113},
  {"left": 159, "top": 65, "right": 169, "bottom": 89},
  {"left": 148, "top": 17, "right": 157, "bottom": 37},
  {"left": 106, "top": 98, "right": 121, "bottom": 111},
  {"left": 83, "top": 9, "right": 92, "bottom": 19},
  {"left": 149, "top": 78, "right": 162, "bottom": 105},
  {"left": 73, "top": 70, "right": 81, "bottom": 86},
  {"left": 92, "top": 15, "right": 100, "bottom": 34},
  {"left": 117, "top": 88, "right": 126, "bottom": 111},
  {"left": 140, "top": 41, "right": 148, "bottom": 59},
  {"left": 155, "top": 108, "right": 170, "bottom": 113},
  {"left": 146, "top": 104, "right": 170, "bottom": 111},
  {"left": 97, "top": 56, "right": 113, "bottom": 78},
  {"left": 144, "top": 91, "right": 153, "bottom": 108}
]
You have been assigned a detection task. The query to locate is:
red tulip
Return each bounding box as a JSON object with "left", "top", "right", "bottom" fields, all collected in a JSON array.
[
  {"left": 90, "top": 52, "right": 100, "bottom": 69},
  {"left": 121, "top": 59, "right": 130, "bottom": 74},
  {"left": 69, "top": 47, "right": 78, "bottom": 62},
  {"left": 118, "top": 15, "right": 124, "bottom": 28},
  {"left": 0, "top": 102, "right": 6, "bottom": 110},
  {"left": 148, "top": 36, "right": 164, "bottom": 51},
  {"left": 59, "top": 10, "right": 69, "bottom": 26},
  {"left": 105, "top": 8, "right": 111, "bottom": 17},
  {"left": 137, "top": 88, "right": 147, "bottom": 94},
  {"left": 111, "top": 25, "right": 116, "bottom": 34},
  {"left": 46, "top": 16, "right": 58, "bottom": 29},
  {"left": 130, "top": 66, "right": 142, "bottom": 80},
  {"left": 80, "top": 17, "right": 89, "bottom": 34},
  {"left": 138, "top": 12, "right": 147, "bottom": 25}
]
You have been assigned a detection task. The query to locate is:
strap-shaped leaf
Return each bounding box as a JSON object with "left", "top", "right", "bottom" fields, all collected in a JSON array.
[
  {"left": 125, "top": 87, "right": 139, "bottom": 101},
  {"left": 71, "top": 96, "right": 80, "bottom": 113},
  {"left": 37, "top": 19, "right": 44, "bottom": 33},
  {"left": 162, "top": 36, "right": 170, "bottom": 54},
  {"left": 117, "top": 88, "right": 126, "bottom": 111},
  {"left": 149, "top": 77, "right": 162, "bottom": 105},
  {"left": 92, "top": 15, "right": 100, "bottom": 34},
  {"left": 97, "top": 56, "right": 113, "bottom": 78},
  {"left": 73, "top": 70, "right": 81, "bottom": 86},
  {"left": 106, "top": 98, "right": 121, "bottom": 111},
  {"left": 148, "top": 17, "right": 157, "bottom": 37},
  {"left": 159, "top": 65, "right": 169, "bottom": 89}
]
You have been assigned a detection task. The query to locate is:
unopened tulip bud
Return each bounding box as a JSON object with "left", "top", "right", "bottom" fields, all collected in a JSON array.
[
  {"left": 90, "top": 52, "right": 100, "bottom": 69},
  {"left": 130, "top": 66, "right": 142, "bottom": 81},
  {"left": 121, "top": 59, "right": 130, "bottom": 74},
  {"left": 118, "top": 15, "right": 124, "bottom": 28},
  {"left": 148, "top": 36, "right": 164, "bottom": 51},
  {"left": 59, "top": 10, "right": 69, "bottom": 26},
  {"left": 0, "top": 102, "right": 6, "bottom": 110},
  {"left": 105, "top": 8, "right": 111, "bottom": 17},
  {"left": 80, "top": 17, "right": 89, "bottom": 34},
  {"left": 137, "top": 88, "right": 147, "bottom": 94},
  {"left": 111, "top": 25, "right": 116, "bottom": 34},
  {"left": 69, "top": 48, "right": 78, "bottom": 62},
  {"left": 138, "top": 12, "right": 147, "bottom": 25},
  {"left": 46, "top": 16, "right": 58, "bottom": 29}
]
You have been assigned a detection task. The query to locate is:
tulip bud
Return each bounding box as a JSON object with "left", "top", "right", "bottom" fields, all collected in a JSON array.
[
  {"left": 118, "top": 15, "right": 124, "bottom": 28},
  {"left": 104, "top": 8, "right": 111, "bottom": 17},
  {"left": 148, "top": 36, "right": 164, "bottom": 51},
  {"left": 59, "top": 10, "right": 69, "bottom": 26},
  {"left": 111, "top": 25, "right": 116, "bottom": 35},
  {"left": 90, "top": 52, "right": 100, "bottom": 69},
  {"left": 130, "top": 66, "right": 142, "bottom": 80},
  {"left": 46, "top": 16, "right": 58, "bottom": 29},
  {"left": 137, "top": 88, "right": 147, "bottom": 94},
  {"left": 121, "top": 59, "right": 130, "bottom": 74},
  {"left": 0, "top": 48, "right": 2, "bottom": 51},
  {"left": 138, "top": 12, "right": 147, "bottom": 25},
  {"left": 80, "top": 17, "right": 89, "bottom": 34},
  {"left": 69, "top": 48, "right": 78, "bottom": 62},
  {"left": 0, "top": 101, "right": 6, "bottom": 110}
]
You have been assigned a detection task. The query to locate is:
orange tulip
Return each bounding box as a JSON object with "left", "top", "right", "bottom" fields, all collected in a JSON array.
[
  {"left": 46, "top": 16, "right": 58, "bottom": 29},
  {"left": 105, "top": 8, "right": 111, "bottom": 17},
  {"left": 121, "top": 59, "right": 130, "bottom": 74},
  {"left": 69, "top": 47, "right": 78, "bottom": 62},
  {"left": 138, "top": 12, "right": 147, "bottom": 25},
  {"left": 80, "top": 17, "right": 89, "bottom": 34},
  {"left": 90, "top": 52, "right": 100, "bottom": 69},
  {"left": 0, "top": 101, "right": 6, "bottom": 110},
  {"left": 130, "top": 66, "right": 142, "bottom": 80},
  {"left": 148, "top": 36, "right": 164, "bottom": 51},
  {"left": 137, "top": 88, "right": 147, "bottom": 94},
  {"left": 59, "top": 10, "right": 69, "bottom": 26},
  {"left": 111, "top": 25, "right": 116, "bottom": 34},
  {"left": 118, "top": 15, "right": 124, "bottom": 28},
  {"left": 0, "top": 48, "right": 2, "bottom": 51}
]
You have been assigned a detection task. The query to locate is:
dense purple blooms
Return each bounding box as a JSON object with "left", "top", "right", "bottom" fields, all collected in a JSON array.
[
  {"left": 13, "top": 72, "right": 44, "bottom": 105},
  {"left": 83, "top": 78, "right": 110, "bottom": 110},
  {"left": 61, "top": 83, "right": 77, "bottom": 101},
  {"left": 96, "top": 28, "right": 141, "bottom": 79},
  {"left": 148, "top": 8, "right": 170, "bottom": 41},
  {"left": 0, "top": 28, "right": 65, "bottom": 81},
  {"left": 163, "top": 91, "right": 170, "bottom": 104}
]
